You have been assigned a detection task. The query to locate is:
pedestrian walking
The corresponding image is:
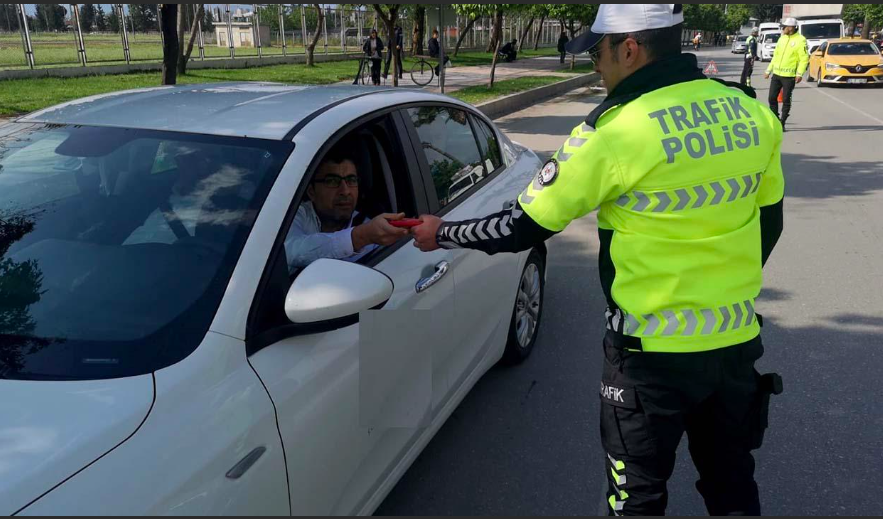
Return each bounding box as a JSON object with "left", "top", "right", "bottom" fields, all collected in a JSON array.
[
  {"left": 384, "top": 25, "right": 404, "bottom": 80},
  {"left": 558, "top": 31, "right": 570, "bottom": 64},
  {"left": 362, "top": 29, "right": 384, "bottom": 86}
]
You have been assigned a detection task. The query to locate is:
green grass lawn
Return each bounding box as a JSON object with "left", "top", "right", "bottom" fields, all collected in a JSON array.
[
  {"left": 0, "top": 46, "right": 585, "bottom": 116},
  {"left": 448, "top": 76, "right": 570, "bottom": 105}
]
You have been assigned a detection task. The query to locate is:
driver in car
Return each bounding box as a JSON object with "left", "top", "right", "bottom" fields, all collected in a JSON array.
[{"left": 285, "top": 143, "right": 409, "bottom": 270}]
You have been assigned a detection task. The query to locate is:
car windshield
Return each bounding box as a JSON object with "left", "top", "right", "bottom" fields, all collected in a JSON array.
[
  {"left": 827, "top": 43, "right": 879, "bottom": 55},
  {"left": 0, "top": 123, "right": 292, "bottom": 380},
  {"left": 802, "top": 23, "right": 841, "bottom": 39},
  {"left": 736, "top": 36, "right": 748, "bottom": 42},
  {"left": 765, "top": 33, "right": 781, "bottom": 44}
]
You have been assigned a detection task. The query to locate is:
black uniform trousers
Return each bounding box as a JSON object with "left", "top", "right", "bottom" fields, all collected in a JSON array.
[
  {"left": 740, "top": 57, "right": 755, "bottom": 87},
  {"left": 768, "top": 74, "right": 796, "bottom": 122},
  {"left": 600, "top": 331, "right": 777, "bottom": 516}
]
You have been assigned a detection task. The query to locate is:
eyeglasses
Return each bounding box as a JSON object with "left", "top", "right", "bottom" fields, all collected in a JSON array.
[{"left": 313, "top": 174, "right": 359, "bottom": 188}]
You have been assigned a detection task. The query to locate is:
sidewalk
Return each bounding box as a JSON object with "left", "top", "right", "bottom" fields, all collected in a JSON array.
[{"left": 345, "top": 55, "right": 594, "bottom": 93}]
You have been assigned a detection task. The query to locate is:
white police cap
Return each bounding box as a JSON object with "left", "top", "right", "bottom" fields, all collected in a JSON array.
[{"left": 566, "top": 4, "right": 685, "bottom": 55}]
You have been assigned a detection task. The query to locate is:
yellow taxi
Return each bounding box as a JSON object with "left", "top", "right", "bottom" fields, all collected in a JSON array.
[{"left": 807, "top": 39, "right": 883, "bottom": 86}]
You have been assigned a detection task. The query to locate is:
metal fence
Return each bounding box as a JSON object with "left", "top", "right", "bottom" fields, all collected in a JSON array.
[{"left": 2, "top": 4, "right": 565, "bottom": 71}]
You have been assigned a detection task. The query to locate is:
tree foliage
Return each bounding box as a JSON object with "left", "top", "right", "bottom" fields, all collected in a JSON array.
[
  {"left": 725, "top": 4, "right": 752, "bottom": 32},
  {"left": 129, "top": 4, "right": 158, "bottom": 33}
]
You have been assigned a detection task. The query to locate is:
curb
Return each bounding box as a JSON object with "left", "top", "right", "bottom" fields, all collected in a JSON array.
[{"left": 476, "top": 72, "right": 601, "bottom": 120}]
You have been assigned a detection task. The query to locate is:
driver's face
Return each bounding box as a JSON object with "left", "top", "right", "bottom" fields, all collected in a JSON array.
[{"left": 307, "top": 160, "right": 359, "bottom": 224}]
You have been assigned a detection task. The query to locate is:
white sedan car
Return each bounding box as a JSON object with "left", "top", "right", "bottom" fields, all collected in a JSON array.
[{"left": 0, "top": 83, "right": 547, "bottom": 515}]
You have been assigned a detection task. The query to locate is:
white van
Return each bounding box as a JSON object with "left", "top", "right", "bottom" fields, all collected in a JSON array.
[
  {"left": 798, "top": 18, "right": 844, "bottom": 53},
  {"left": 759, "top": 31, "right": 782, "bottom": 61},
  {"left": 759, "top": 22, "right": 780, "bottom": 35}
]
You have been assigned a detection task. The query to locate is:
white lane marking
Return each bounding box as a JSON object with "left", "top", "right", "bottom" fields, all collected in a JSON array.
[{"left": 810, "top": 86, "right": 883, "bottom": 126}]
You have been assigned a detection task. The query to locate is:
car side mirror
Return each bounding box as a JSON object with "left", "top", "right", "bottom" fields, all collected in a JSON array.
[{"left": 285, "top": 259, "right": 393, "bottom": 324}]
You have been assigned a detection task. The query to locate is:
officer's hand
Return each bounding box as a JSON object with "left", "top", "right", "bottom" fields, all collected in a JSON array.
[
  {"left": 352, "top": 213, "right": 409, "bottom": 250},
  {"left": 764, "top": 73, "right": 770, "bottom": 79},
  {"left": 796, "top": 76, "right": 803, "bottom": 84},
  {"left": 411, "top": 215, "right": 443, "bottom": 252}
]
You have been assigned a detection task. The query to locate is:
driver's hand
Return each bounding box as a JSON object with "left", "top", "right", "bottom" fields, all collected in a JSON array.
[
  {"left": 352, "top": 213, "right": 408, "bottom": 250},
  {"left": 411, "top": 215, "right": 443, "bottom": 252}
]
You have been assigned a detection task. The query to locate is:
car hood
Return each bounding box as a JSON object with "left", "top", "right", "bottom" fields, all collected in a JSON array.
[
  {"left": 826, "top": 56, "right": 882, "bottom": 66},
  {"left": 0, "top": 375, "right": 154, "bottom": 515}
]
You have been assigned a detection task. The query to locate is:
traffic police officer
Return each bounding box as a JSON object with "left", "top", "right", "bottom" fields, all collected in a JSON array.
[
  {"left": 412, "top": 4, "right": 785, "bottom": 515},
  {"left": 741, "top": 28, "right": 760, "bottom": 87},
  {"left": 765, "top": 17, "right": 809, "bottom": 130}
]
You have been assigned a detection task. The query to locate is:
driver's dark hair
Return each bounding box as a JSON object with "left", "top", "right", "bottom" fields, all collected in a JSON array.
[
  {"left": 319, "top": 139, "right": 359, "bottom": 171},
  {"left": 607, "top": 22, "right": 684, "bottom": 62}
]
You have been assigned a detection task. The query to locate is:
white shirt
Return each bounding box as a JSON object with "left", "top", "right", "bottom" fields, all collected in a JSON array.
[{"left": 284, "top": 201, "right": 376, "bottom": 271}]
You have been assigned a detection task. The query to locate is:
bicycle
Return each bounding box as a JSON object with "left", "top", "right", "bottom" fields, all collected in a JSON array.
[
  {"left": 354, "top": 56, "right": 373, "bottom": 86},
  {"left": 409, "top": 55, "right": 436, "bottom": 87}
]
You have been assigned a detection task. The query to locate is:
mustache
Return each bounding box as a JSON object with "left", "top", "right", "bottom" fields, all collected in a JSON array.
[{"left": 334, "top": 195, "right": 355, "bottom": 204}]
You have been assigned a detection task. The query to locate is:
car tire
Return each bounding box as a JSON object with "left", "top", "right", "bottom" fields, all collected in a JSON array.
[
  {"left": 817, "top": 69, "right": 825, "bottom": 87},
  {"left": 807, "top": 71, "right": 816, "bottom": 82},
  {"left": 501, "top": 249, "right": 545, "bottom": 365}
]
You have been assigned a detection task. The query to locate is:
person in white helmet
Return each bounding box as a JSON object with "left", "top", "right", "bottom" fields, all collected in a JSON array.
[
  {"left": 764, "top": 18, "right": 809, "bottom": 130},
  {"left": 740, "top": 28, "right": 760, "bottom": 86}
]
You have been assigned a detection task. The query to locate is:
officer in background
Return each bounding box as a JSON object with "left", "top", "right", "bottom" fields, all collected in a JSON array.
[
  {"left": 765, "top": 18, "right": 809, "bottom": 130},
  {"left": 411, "top": 4, "right": 785, "bottom": 515},
  {"left": 740, "top": 28, "right": 759, "bottom": 86}
]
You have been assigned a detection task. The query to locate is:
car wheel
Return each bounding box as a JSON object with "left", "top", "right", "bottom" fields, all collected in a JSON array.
[
  {"left": 817, "top": 69, "right": 824, "bottom": 87},
  {"left": 807, "top": 71, "right": 816, "bottom": 82},
  {"left": 501, "top": 249, "right": 545, "bottom": 365}
]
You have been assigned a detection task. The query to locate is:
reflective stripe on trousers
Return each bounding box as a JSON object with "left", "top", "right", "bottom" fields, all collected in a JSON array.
[{"left": 623, "top": 299, "right": 756, "bottom": 337}]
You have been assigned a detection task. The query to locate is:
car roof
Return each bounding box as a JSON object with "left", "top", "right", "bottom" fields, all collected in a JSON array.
[
  {"left": 825, "top": 38, "right": 874, "bottom": 44},
  {"left": 17, "top": 82, "right": 428, "bottom": 141}
]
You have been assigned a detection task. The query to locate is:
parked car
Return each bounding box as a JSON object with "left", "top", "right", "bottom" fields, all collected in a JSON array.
[
  {"left": 0, "top": 83, "right": 547, "bottom": 515},
  {"left": 731, "top": 34, "right": 749, "bottom": 54},
  {"left": 807, "top": 39, "right": 883, "bottom": 86},
  {"left": 760, "top": 31, "right": 782, "bottom": 61}
]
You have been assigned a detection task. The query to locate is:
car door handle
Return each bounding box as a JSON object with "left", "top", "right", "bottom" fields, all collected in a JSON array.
[{"left": 416, "top": 261, "right": 449, "bottom": 293}]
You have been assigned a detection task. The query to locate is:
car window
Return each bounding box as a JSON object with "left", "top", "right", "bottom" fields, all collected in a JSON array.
[
  {"left": 827, "top": 43, "right": 879, "bottom": 55},
  {"left": 801, "top": 23, "right": 842, "bottom": 40},
  {"left": 0, "top": 123, "right": 291, "bottom": 380},
  {"left": 408, "top": 106, "right": 484, "bottom": 208},
  {"left": 765, "top": 33, "right": 781, "bottom": 44},
  {"left": 471, "top": 115, "right": 503, "bottom": 174},
  {"left": 281, "top": 115, "right": 415, "bottom": 274}
]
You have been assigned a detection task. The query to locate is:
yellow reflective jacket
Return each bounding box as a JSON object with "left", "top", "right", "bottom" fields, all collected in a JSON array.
[
  {"left": 766, "top": 32, "right": 809, "bottom": 77},
  {"left": 518, "top": 63, "right": 784, "bottom": 353}
]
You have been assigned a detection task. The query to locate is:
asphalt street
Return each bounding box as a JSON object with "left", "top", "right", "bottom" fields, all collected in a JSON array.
[{"left": 376, "top": 47, "right": 883, "bottom": 515}]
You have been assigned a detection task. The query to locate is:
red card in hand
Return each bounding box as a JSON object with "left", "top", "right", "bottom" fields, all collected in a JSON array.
[{"left": 389, "top": 219, "right": 422, "bottom": 228}]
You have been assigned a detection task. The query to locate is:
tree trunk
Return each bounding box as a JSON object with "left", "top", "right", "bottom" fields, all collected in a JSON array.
[
  {"left": 486, "top": 11, "right": 500, "bottom": 53},
  {"left": 454, "top": 16, "right": 476, "bottom": 57},
  {"left": 533, "top": 14, "right": 545, "bottom": 51},
  {"left": 178, "top": 5, "right": 204, "bottom": 75},
  {"left": 861, "top": 13, "right": 871, "bottom": 40},
  {"left": 518, "top": 17, "right": 533, "bottom": 52},
  {"left": 306, "top": 4, "right": 324, "bottom": 66},
  {"left": 412, "top": 6, "right": 425, "bottom": 56},
  {"left": 847, "top": 20, "right": 856, "bottom": 38},
  {"left": 373, "top": 5, "right": 399, "bottom": 86},
  {"left": 488, "top": 9, "right": 503, "bottom": 88},
  {"left": 160, "top": 4, "right": 178, "bottom": 85}
]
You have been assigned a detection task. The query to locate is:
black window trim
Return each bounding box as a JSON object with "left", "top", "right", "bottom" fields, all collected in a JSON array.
[
  {"left": 400, "top": 101, "right": 511, "bottom": 217},
  {"left": 245, "top": 107, "right": 429, "bottom": 356}
]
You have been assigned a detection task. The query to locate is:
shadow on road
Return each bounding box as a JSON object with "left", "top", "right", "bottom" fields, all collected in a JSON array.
[{"left": 783, "top": 153, "right": 883, "bottom": 199}]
